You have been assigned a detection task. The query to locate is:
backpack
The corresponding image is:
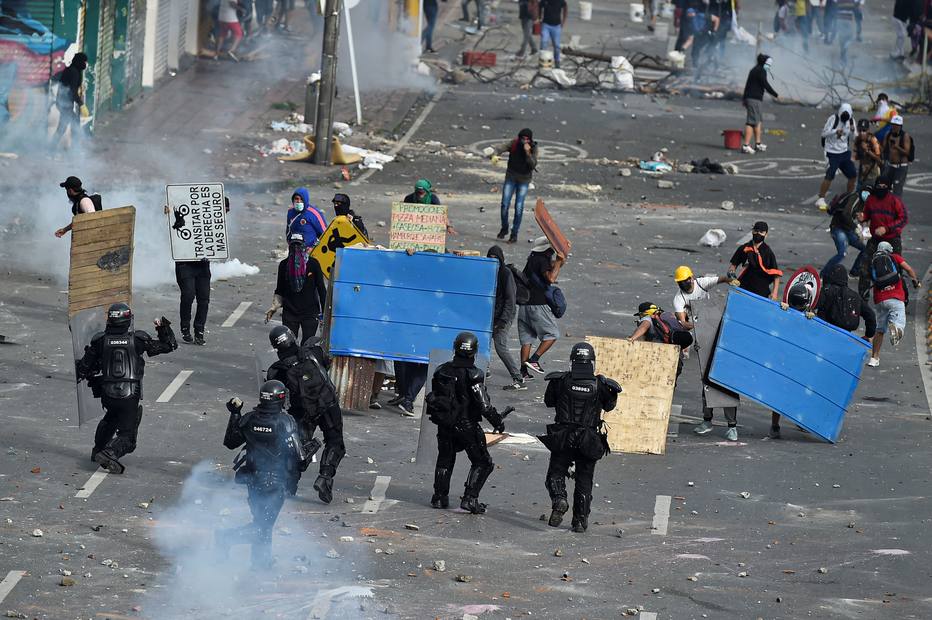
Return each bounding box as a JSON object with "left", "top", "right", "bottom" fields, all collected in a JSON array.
[
  {"left": 821, "top": 114, "right": 839, "bottom": 148},
  {"left": 870, "top": 252, "right": 899, "bottom": 289},
  {"left": 508, "top": 264, "right": 531, "bottom": 305},
  {"left": 650, "top": 311, "right": 690, "bottom": 344},
  {"left": 425, "top": 372, "right": 466, "bottom": 427},
  {"left": 825, "top": 286, "right": 861, "bottom": 331},
  {"left": 545, "top": 285, "right": 567, "bottom": 318},
  {"left": 89, "top": 194, "right": 103, "bottom": 211}
]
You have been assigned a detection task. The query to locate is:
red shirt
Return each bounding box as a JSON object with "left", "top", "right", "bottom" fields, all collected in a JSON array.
[
  {"left": 862, "top": 194, "right": 908, "bottom": 240},
  {"left": 873, "top": 253, "right": 906, "bottom": 304}
]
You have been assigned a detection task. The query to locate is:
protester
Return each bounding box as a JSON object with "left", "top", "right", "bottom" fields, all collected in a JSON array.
[
  {"left": 741, "top": 54, "right": 779, "bottom": 154},
  {"left": 854, "top": 119, "right": 882, "bottom": 189},
  {"left": 815, "top": 103, "right": 857, "bottom": 210},
  {"left": 331, "top": 193, "right": 369, "bottom": 237},
  {"left": 892, "top": 0, "right": 924, "bottom": 60},
  {"left": 404, "top": 179, "right": 456, "bottom": 235},
  {"left": 285, "top": 187, "right": 327, "bottom": 246},
  {"left": 518, "top": 237, "right": 564, "bottom": 379},
  {"left": 817, "top": 264, "right": 877, "bottom": 340},
  {"left": 518, "top": 0, "right": 540, "bottom": 57},
  {"left": 822, "top": 0, "right": 837, "bottom": 42},
  {"left": 881, "top": 115, "right": 913, "bottom": 196},
  {"left": 821, "top": 188, "right": 867, "bottom": 279},
  {"left": 275, "top": 0, "right": 293, "bottom": 31},
  {"left": 857, "top": 175, "right": 908, "bottom": 297},
  {"left": 774, "top": 0, "right": 790, "bottom": 34},
  {"left": 493, "top": 128, "right": 538, "bottom": 243},
  {"left": 628, "top": 302, "right": 693, "bottom": 377},
  {"left": 834, "top": 0, "right": 857, "bottom": 63},
  {"left": 265, "top": 233, "right": 328, "bottom": 344},
  {"left": 871, "top": 93, "right": 898, "bottom": 141},
  {"left": 728, "top": 222, "right": 783, "bottom": 300},
  {"left": 423, "top": 0, "right": 440, "bottom": 53},
  {"left": 867, "top": 241, "right": 920, "bottom": 366},
  {"left": 539, "top": 0, "right": 568, "bottom": 68},
  {"left": 644, "top": 0, "right": 659, "bottom": 32},
  {"left": 215, "top": 0, "right": 244, "bottom": 61},
  {"left": 794, "top": 0, "right": 812, "bottom": 51},
  {"left": 487, "top": 245, "right": 525, "bottom": 390},
  {"left": 461, "top": 0, "right": 485, "bottom": 31},
  {"left": 671, "top": 266, "right": 734, "bottom": 329},
  {"left": 55, "top": 176, "right": 98, "bottom": 238},
  {"left": 50, "top": 53, "right": 87, "bottom": 149}
]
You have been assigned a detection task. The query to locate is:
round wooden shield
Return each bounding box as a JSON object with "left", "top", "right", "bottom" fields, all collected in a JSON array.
[{"left": 782, "top": 265, "right": 822, "bottom": 310}]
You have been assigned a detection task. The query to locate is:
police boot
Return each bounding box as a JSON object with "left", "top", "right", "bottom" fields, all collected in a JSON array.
[
  {"left": 313, "top": 475, "right": 334, "bottom": 504},
  {"left": 571, "top": 492, "right": 591, "bottom": 533},
  {"left": 93, "top": 448, "right": 125, "bottom": 475},
  {"left": 431, "top": 467, "right": 452, "bottom": 508},
  {"left": 545, "top": 474, "right": 568, "bottom": 527},
  {"left": 250, "top": 544, "right": 275, "bottom": 571},
  {"left": 460, "top": 495, "right": 487, "bottom": 514},
  {"left": 430, "top": 494, "right": 449, "bottom": 509},
  {"left": 548, "top": 498, "right": 569, "bottom": 528},
  {"left": 571, "top": 514, "right": 588, "bottom": 533}
]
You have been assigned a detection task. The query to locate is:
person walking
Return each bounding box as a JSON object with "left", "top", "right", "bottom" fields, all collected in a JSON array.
[
  {"left": 794, "top": 0, "right": 812, "bottom": 51},
  {"left": 866, "top": 242, "right": 920, "bottom": 366},
  {"left": 728, "top": 221, "right": 783, "bottom": 300},
  {"left": 285, "top": 187, "right": 327, "bottom": 246},
  {"left": 815, "top": 103, "right": 857, "bottom": 210},
  {"left": 265, "top": 232, "right": 328, "bottom": 344},
  {"left": 892, "top": 0, "right": 924, "bottom": 59},
  {"left": 461, "top": 0, "right": 485, "bottom": 31},
  {"left": 422, "top": 0, "right": 441, "bottom": 53},
  {"left": 518, "top": 237, "right": 564, "bottom": 380},
  {"left": 487, "top": 245, "right": 526, "bottom": 390},
  {"left": 834, "top": 0, "right": 858, "bottom": 63},
  {"left": 55, "top": 176, "right": 99, "bottom": 238},
  {"left": 538, "top": 0, "right": 568, "bottom": 68},
  {"left": 854, "top": 118, "right": 882, "bottom": 189},
  {"left": 857, "top": 175, "right": 908, "bottom": 297},
  {"left": 215, "top": 0, "right": 244, "bottom": 60},
  {"left": 493, "top": 128, "right": 538, "bottom": 243},
  {"left": 518, "top": 0, "right": 540, "bottom": 57},
  {"left": 741, "top": 54, "right": 779, "bottom": 154},
  {"left": 50, "top": 53, "right": 87, "bottom": 150},
  {"left": 881, "top": 115, "right": 914, "bottom": 196},
  {"left": 821, "top": 187, "right": 867, "bottom": 279}
]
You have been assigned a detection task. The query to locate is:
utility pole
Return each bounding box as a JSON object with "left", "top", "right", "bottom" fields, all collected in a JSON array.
[{"left": 313, "top": 0, "right": 343, "bottom": 165}]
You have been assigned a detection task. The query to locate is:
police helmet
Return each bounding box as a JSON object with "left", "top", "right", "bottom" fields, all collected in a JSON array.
[
  {"left": 106, "top": 302, "right": 133, "bottom": 331},
  {"left": 269, "top": 325, "right": 297, "bottom": 351},
  {"left": 453, "top": 331, "right": 478, "bottom": 358},
  {"left": 787, "top": 285, "right": 809, "bottom": 311},
  {"left": 570, "top": 342, "right": 596, "bottom": 364},
  {"left": 259, "top": 380, "right": 288, "bottom": 408}
]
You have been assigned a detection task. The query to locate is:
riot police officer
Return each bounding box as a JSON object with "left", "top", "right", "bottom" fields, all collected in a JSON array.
[
  {"left": 426, "top": 331, "right": 510, "bottom": 514},
  {"left": 75, "top": 303, "right": 177, "bottom": 474},
  {"left": 266, "top": 326, "right": 344, "bottom": 504},
  {"left": 216, "top": 380, "right": 306, "bottom": 569},
  {"left": 540, "top": 343, "right": 621, "bottom": 533}
]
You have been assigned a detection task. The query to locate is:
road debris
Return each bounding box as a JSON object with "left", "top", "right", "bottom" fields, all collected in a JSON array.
[
  {"left": 31, "top": 529, "right": 43, "bottom": 537},
  {"left": 404, "top": 523, "right": 420, "bottom": 531},
  {"left": 739, "top": 491, "right": 751, "bottom": 499},
  {"left": 456, "top": 574, "right": 473, "bottom": 583},
  {"left": 432, "top": 560, "right": 446, "bottom": 572}
]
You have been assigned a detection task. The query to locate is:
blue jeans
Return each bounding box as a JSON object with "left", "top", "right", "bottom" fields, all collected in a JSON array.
[
  {"left": 422, "top": 2, "right": 438, "bottom": 49},
  {"left": 500, "top": 178, "right": 529, "bottom": 238},
  {"left": 541, "top": 23, "right": 562, "bottom": 65},
  {"left": 822, "top": 227, "right": 865, "bottom": 276}
]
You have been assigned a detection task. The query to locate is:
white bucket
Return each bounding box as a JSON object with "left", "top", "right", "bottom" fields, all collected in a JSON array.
[
  {"left": 630, "top": 3, "right": 644, "bottom": 22},
  {"left": 539, "top": 49, "right": 554, "bottom": 68},
  {"left": 580, "top": 1, "right": 593, "bottom": 21}
]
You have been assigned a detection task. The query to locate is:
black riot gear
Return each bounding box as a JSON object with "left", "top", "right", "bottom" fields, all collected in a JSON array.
[
  {"left": 106, "top": 302, "right": 132, "bottom": 333},
  {"left": 100, "top": 331, "right": 142, "bottom": 399},
  {"left": 453, "top": 331, "right": 479, "bottom": 361},
  {"left": 269, "top": 325, "right": 297, "bottom": 352},
  {"left": 259, "top": 380, "right": 288, "bottom": 409},
  {"left": 540, "top": 360, "right": 621, "bottom": 534}
]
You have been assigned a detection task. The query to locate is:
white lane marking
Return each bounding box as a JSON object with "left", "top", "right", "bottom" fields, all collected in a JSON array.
[
  {"left": 352, "top": 85, "right": 447, "bottom": 186},
  {"left": 668, "top": 404, "right": 682, "bottom": 437},
  {"left": 75, "top": 469, "right": 109, "bottom": 499},
  {"left": 221, "top": 301, "right": 252, "bottom": 328},
  {"left": 651, "top": 495, "right": 672, "bottom": 535},
  {"left": 0, "top": 570, "right": 26, "bottom": 604},
  {"left": 156, "top": 370, "right": 194, "bottom": 403},
  {"left": 915, "top": 266, "right": 932, "bottom": 418},
  {"left": 307, "top": 586, "right": 375, "bottom": 620},
  {"left": 640, "top": 613, "right": 658, "bottom": 620},
  {"left": 362, "top": 475, "right": 392, "bottom": 514}
]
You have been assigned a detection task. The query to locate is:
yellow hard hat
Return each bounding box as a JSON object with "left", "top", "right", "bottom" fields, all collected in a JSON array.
[{"left": 674, "top": 265, "right": 694, "bottom": 282}]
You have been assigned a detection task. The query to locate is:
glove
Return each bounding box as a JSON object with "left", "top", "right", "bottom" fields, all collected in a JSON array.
[
  {"left": 728, "top": 278, "right": 740, "bottom": 287},
  {"left": 227, "top": 397, "right": 243, "bottom": 414},
  {"left": 780, "top": 302, "right": 789, "bottom": 311},
  {"left": 805, "top": 311, "right": 815, "bottom": 319}
]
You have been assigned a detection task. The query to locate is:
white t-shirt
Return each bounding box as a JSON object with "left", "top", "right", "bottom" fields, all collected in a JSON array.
[
  {"left": 219, "top": 1, "right": 239, "bottom": 23},
  {"left": 672, "top": 276, "right": 719, "bottom": 315}
]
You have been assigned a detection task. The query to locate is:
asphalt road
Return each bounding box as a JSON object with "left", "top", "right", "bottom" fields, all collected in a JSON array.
[{"left": 1, "top": 82, "right": 931, "bottom": 620}]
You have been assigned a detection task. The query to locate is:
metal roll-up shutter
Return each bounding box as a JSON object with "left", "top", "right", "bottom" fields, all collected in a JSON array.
[
  {"left": 175, "top": 0, "right": 187, "bottom": 65},
  {"left": 94, "top": 0, "right": 116, "bottom": 112},
  {"left": 124, "top": 0, "right": 146, "bottom": 98},
  {"left": 152, "top": 0, "right": 171, "bottom": 80}
]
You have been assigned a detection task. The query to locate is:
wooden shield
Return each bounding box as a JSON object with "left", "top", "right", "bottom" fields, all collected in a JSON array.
[
  {"left": 534, "top": 199, "right": 571, "bottom": 259},
  {"left": 68, "top": 207, "right": 135, "bottom": 318}
]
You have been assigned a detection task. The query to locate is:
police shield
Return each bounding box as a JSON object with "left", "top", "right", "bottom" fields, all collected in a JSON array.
[{"left": 71, "top": 307, "right": 107, "bottom": 426}]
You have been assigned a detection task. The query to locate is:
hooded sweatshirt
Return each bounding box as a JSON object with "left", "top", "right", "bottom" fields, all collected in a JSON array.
[
  {"left": 742, "top": 55, "right": 778, "bottom": 101},
  {"left": 821, "top": 103, "right": 855, "bottom": 154},
  {"left": 816, "top": 265, "right": 876, "bottom": 338},
  {"left": 488, "top": 245, "right": 517, "bottom": 327},
  {"left": 285, "top": 187, "right": 327, "bottom": 245},
  {"left": 57, "top": 53, "right": 87, "bottom": 107}
]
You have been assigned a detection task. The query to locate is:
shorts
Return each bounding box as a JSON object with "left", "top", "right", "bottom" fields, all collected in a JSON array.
[
  {"left": 874, "top": 298, "right": 906, "bottom": 333},
  {"left": 218, "top": 20, "right": 243, "bottom": 40},
  {"left": 825, "top": 150, "right": 857, "bottom": 180},
  {"left": 517, "top": 304, "right": 560, "bottom": 345},
  {"left": 745, "top": 99, "right": 762, "bottom": 126}
]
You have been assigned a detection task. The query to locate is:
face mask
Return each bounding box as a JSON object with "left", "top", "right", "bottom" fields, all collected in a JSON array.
[
  {"left": 752, "top": 233, "right": 766, "bottom": 244},
  {"left": 840, "top": 112, "right": 850, "bottom": 123},
  {"left": 874, "top": 187, "right": 889, "bottom": 198},
  {"left": 860, "top": 191, "right": 870, "bottom": 202},
  {"left": 764, "top": 61, "right": 772, "bottom": 71},
  {"left": 677, "top": 281, "right": 693, "bottom": 293},
  {"left": 293, "top": 202, "right": 304, "bottom": 211}
]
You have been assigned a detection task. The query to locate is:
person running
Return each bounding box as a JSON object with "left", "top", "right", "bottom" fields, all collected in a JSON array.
[
  {"left": 487, "top": 245, "right": 526, "bottom": 390},
  {"left": 857, "top": 175, "right": 908, "bottom": 298},
  {"left": 866, "top": 242, "right": 920, "bottom": 367},
  {"left": 728, "top": 221, "right": 783, "bottom": 301},
  {"left": 518, "top": 237, "right": 564, "bottom": 380},
  {"left": 821, "top": 187, "right": 867, "bottom": 279},
  {"left": 741, "top": 54, "right": 779, "bottom": 154},
  {"left": 815, "top": 103, "right": 857, "bottom": 211}
]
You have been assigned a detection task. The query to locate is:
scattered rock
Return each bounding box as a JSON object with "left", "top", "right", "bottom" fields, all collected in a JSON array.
[
  {"left": 818, "top": 567, "right": 828, "bottom": 574},
  {"left": 404, "top": 523, "right": 420, "bottom": 531},
  {"left": 31, "top": 529, "right": 43, "bottom": 537},
  {"left": 720, "top": 200, "right": 735, "bottom": 211},
  {"left": 366, "top": 457, "right": 375, "bottom": 464},
  {"left": 624, "top": 609, "right": 639, "bottom": 616},
  {"left": 345, "top": 497, "right": 355, "bottom": 504},
  {"left": 554, "top": 549, "right": 564, "bottom": 557},
  {"left": 651, "top": 588, "right": 660, "bottom": 593},
  {"left": 340, "top": 536, "right": 354, "bottom": 543},
  {"left": 326, "top": 549, "right": 340, "bottom": 559},
  {"left": 738, "top": 571, "right": 748, "bottom": 578},
  {"left": 739, "top": 491, "right": 751, "bottom": 499},
  {"left": 30, "top": 467, "right": 40, "bottom": 474},
  {"left": 455, "top": 574, "right": 473, "bottom": 583},
  {"left": 137, "top": 502, "right": 150, "bottom": 509},
  {"left": 687, "top": 576, "right": 698, "bottom": 581},
  {"left": 59, "top": 577, "right": 75, "bottom": 587},
  {"left": 657, "top": 180, "right": 674, "bottom": 189},
  {"left": 620, "top": 168, "right": 632, "bottom": 177},
  {"left": 432, "top": 560, "right": 446, "bottom": 572}
]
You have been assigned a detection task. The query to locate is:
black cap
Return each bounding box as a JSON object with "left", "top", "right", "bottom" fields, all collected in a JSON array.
[
  {"left": 752, "top": 221, "right": 768, "bottom": 232},
  {"left": 635, "top": 302, "right": 659, "bottom": 316},
  {"left": 60, "top": 176, "right": 82, "bottom": 190}
]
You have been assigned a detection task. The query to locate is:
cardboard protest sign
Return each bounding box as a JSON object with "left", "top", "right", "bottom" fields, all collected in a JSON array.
[
  {"left": 389, "top": 201, "right": 447, "bottom": 253},
  {"left": 166, "top": 183, "right": 228, "bottom": 261},
  {"left": 534, "top": 198, "right": 571, "bottom": 259},
  {"left": 311, "top": 215, "right": 369, "bottom": 278}
]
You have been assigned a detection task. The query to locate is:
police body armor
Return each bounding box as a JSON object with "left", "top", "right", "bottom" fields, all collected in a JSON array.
[
  {"left": 100, "top": 332, "right": 143, "bottom": 399},
  {"left": 553, "top": 374, "right": 602, "bottom": 429},
  {"left": 541, "top": 372, "right": 609, "bottom": 461},
  {"left": 236, "top": 407, "right": 303, "bottom": 492}
]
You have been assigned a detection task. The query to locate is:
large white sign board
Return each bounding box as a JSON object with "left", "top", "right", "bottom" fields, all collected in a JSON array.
[{"left": 166, "top": 183, "right": 228, "bottom": 261}]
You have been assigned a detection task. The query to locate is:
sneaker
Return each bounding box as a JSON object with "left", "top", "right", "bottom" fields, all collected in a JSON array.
[
  {"left": 867, "top": 357, "right": 880, "bottom": 367},
  {"left": 724, "top": 427, "right": 738, "bottom": 442},
  {"left": 693, "top": 421, "right": 714, "bottom": 435},
  {"left": 368, "top": 397, "right": 382, "bottom": 410},
  {"left": 398, "top": 400, "right": 416, "bottom": 417},
  {"left": 741, "top": 144, "right": 756, "bottom": 154},
  {"left": 548, "top": 498, "right": 568, "bottom": 527},
  {"left": 524, "top": 360, "right": 544, "bottom": 374},
  {"left": 815, "top": 196, "right": 829, "bottom": 211},
  {"left": 521, "top": 371, "right": 534, "bottom": 382},
  {"left": 496, "top": 228, "right": 508, "bottom": 240},
  {"left": 768, "top": 426, "right": 782, "bottom": 439},
  {"left": 387, "top": 394, "right": 404, "bottom": 406},
  {"left": 889, "top": 323, "right": 903, "bottom": 346},
  {"left": 503, "top": 380, "right": 528, "bottom": 391},
  {"left": 181, "top": 328, "right": 193, "bottom": 344},
  {"left": 194, "top": 332, "right": 206, "bottom": 346},
  {"left": 755, "top": 142, "right": 767, "bottom": 152}
]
